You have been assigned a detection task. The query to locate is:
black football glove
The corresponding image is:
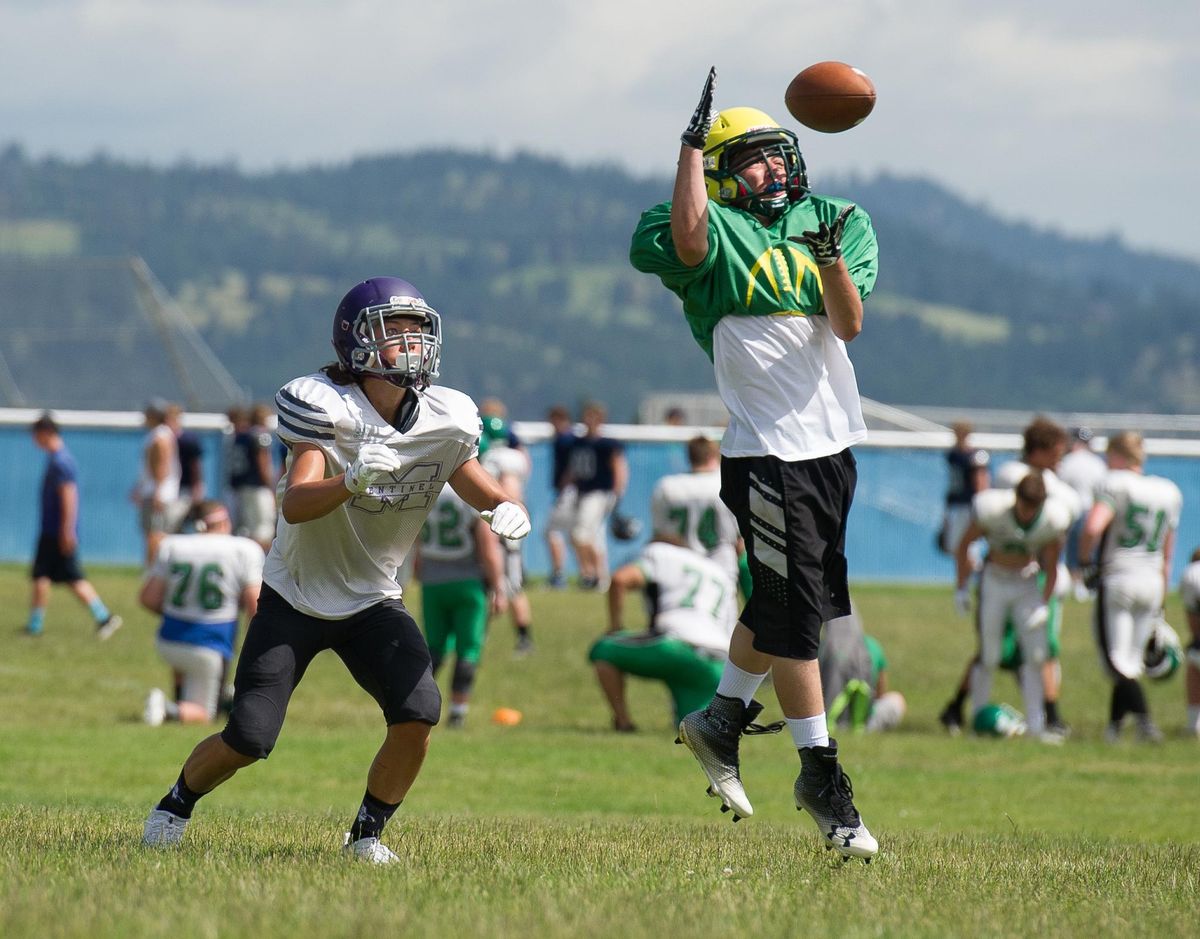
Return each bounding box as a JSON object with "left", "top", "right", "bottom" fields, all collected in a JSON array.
[
  {"left": 681, "top": 66, "right": 717, "bottom": 150},
  {"left": 788, "top": 204, "right": 856, "bottom": 267},
  {"left": 1080, "top": 564, "right": 1100, "bottom": 591}
]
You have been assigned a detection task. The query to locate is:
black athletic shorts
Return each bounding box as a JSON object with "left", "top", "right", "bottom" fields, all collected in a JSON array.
[
  {"left": 31, "top": 535, "right": 85, "bottom": 583},
  {"left": 221, "top": 583, "right": 442, "bottom": 759},
  {"left": 720, "top": 449, "right": 856, "bottom": 660}
]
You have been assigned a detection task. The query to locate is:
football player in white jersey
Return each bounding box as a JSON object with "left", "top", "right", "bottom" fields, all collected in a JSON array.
[
  {"left": 940, "top": 416, "right": 1078, "bottom": 736},
  {"left": 1178, "top": 547, "right": 1200, "bottom": 738},
  {"left": 139, "top": 501, "right": 264, "bottom": 726},
  {"left": 589, "top": 535, "right": 737, "bottom": 732},
  {"left": 1079, "top": 431, "right": 1182, "bottom": 743},
  {"left": 650, "top": 436, "right": 742, "bottom": 582},
  {"left": 955, "top": 472, "right": 1071, "bottom": 741},
  {"left": 479, "top": 413, "right": 536, "bottom": 655},
  {"left": 142, "top": 277, "right": 531, "bottom": 864}
]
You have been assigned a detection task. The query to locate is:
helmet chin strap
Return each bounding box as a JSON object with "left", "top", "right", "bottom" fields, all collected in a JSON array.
[{"left": 749, "top": 183, "right": 789, "bottom": 220}]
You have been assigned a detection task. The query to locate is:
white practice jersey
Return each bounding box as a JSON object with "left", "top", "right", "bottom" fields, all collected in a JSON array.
[
  {"left": 714, "top": 314, "right": 866, "bottom": 461},
  {"left": 973, "top": 488, "right": 1072, "bottom": 562},
  {"left": 1056, "top": 448, "right": 1108, "bottom": 512},
  {"left": 268, "top": 372, "right": 480, "bottom": 618},
  {"left": 1180, "top": 561, "right": 1200, "bottom": 613},
  {"left": 639, "top": 541, "right": 736, "bottom": 655},
  {"left": 150, "top": 533, "right": 265, "bottom": 625},
  {"left": 1095, "top": 469, "right": 1182, "bottom": 577},
  {"left": 992, "top": 460, "right": 1082, "bottom": 522},
  {"left": 481, "top": 445, "right": 530, "bottom": 488},
  {"left": 650, "top": 470, "right": 740, "bottom": 577},
  {"left": 418, "top": 485, "right": 482, "bottom": 585}
]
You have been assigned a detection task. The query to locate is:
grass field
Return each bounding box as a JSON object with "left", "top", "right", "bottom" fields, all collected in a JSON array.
[{"left": 2, "top": 564, "right": 1198, "bottom": 938}]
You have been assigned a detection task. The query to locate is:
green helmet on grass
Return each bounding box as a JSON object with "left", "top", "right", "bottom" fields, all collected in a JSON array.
[{"left": 972, "top": 703, "right": 1026, "bottom": 738}]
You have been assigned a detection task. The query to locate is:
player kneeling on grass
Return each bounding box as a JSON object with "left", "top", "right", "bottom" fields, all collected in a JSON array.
[
  {"left": 819, "top": 608, "right": 905, "bottom": 734},
  {"left": 414, "top": 484, "right": 506, "bottom": 728},
  {"left": 589, "top": 535, "right": 737, "bottom": 732},
  {"left": 140, "top": 500, "right": 264, "bottom": 726},
  {"left": 141, "top": 276, "right": 530, "bottom": 864}
]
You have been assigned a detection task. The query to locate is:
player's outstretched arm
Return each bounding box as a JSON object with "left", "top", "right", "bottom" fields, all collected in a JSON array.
[
  {"left": 451, "top": 459, "right": 531, "bottom": 539},
  {"left": 671, "top": 67, "right": 715, "bottom": 267}
]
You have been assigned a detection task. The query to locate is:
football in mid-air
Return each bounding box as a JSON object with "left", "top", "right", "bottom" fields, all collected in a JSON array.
[{"left": 785, "top": 62, "right": 876, "bottom": 133}]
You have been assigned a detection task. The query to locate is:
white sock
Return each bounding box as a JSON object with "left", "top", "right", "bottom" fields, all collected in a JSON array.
[
  {"left": 1187, "top": 705, "right": 1200, "bottom": 736},
  {"left": 787, "top": 713, "right": 829, "bottom": 749},
  {"left": 1019, "top": 664, "right": 1045, "bottom": 735},
  {"left": 715, "top": 661, "right": 768, "bottom": 705},
  {"left": 970, "top": 662, "right": 993, "bottom": 720}
]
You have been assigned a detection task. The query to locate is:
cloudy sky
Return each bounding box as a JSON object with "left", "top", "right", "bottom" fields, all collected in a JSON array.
[{"left": 3, "top": 1, "right": 1198, "bottom": 261}]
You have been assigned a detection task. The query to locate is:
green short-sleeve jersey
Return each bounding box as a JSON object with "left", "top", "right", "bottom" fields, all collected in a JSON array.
[
  {"left": 863, "top": 634, "right": 887, "bottom": 689},
  {"left": 629, "top": 195, "right": 878, "bottom": 360}
]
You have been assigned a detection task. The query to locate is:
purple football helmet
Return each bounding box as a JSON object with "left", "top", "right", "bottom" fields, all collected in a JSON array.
[{"left": 331, "top": 277, "right": 442, "bottom": 390}]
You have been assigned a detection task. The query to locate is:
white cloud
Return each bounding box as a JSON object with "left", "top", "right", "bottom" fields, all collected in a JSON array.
[{"left": 0, "top": 0, "right": 1198, "bottom": 258}]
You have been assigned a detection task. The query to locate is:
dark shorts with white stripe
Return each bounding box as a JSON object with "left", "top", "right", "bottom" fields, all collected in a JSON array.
[
  {"left": 220, "top": 583, "right": 441, "bottom": 759},
  {"left": 720, "top": 449, "right": 856, "bottom": 660}
]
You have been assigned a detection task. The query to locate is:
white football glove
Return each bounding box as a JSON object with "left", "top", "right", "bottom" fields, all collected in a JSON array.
[
  {"left": 344, "top": 443, "right": 402, "bottom": 495},
  {"left": 1026, "top": 604, "right": 1050, "bottom": 632},
  {"left": 481, "top": 501, "right": 531, "bottom": 540},
  {"left": 953, "top": 587, "right": 971, "bottom": 616}
]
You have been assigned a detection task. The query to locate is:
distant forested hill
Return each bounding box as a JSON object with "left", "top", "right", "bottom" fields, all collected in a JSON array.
[{"left": 1, "top": 143, "right": 1198, "bottom": 419}]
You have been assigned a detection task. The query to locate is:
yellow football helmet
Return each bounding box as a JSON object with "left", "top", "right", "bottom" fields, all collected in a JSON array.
[{"left": 703, "top": 107, "right": 809, "bottom": 218}]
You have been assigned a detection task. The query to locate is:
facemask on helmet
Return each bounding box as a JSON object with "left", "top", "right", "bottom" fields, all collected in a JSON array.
[
  {"left": 703, "top": 107, "right": 809, "bottom": 220},
  {"left": 332, "top": 277, "right": 442, "bottom": 391}
]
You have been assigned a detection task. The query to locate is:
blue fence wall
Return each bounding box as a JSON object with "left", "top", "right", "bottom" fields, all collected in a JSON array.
[{"left": 5, "top": 426, "right": 1200, "bottom": 584}]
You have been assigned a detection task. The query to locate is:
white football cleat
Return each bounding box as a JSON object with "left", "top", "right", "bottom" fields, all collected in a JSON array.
[
  {"left": 142, "top": 808, "right": 188, "bottom": 847},
  {"left": 96, "top": 614, "right": 123, "bottom": 641},
  {"left": 143, "top": 688, "right": 167, "bottom": 726},
  {"left": 343, "top": 833, "right": 401, "bottom": 865}
]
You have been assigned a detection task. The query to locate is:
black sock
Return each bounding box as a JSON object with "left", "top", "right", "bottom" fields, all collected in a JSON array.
[
  {"left": 1111, "top": 678, "right": 1147, "bottom": 724},
  {"left": 1044, "top": 700, "right": 1060, "bottom": 725},
  {"left": 156, "top": 769, "right": 205, "bottom": 819},
  {"left": 517, "top": 624, "right": 531, "bottom": 639},
  {"left": 949, "top": 689, "right": 967, "bottom": 710},
  {"left": 349, "top": 789, "right": 400, "bottom": 842}
]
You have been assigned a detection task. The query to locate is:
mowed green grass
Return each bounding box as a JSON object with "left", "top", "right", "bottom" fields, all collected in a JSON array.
[{"left": 2, "top": 564, "right": 1198, "bottom": 938}]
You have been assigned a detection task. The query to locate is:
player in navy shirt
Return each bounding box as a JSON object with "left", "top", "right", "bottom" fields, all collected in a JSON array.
[
  {"left": 26, "top": 413, "right": 122, "bottom": 638},
  {"left": 562, "top": 401, "right": 627, "bottom": 590}
]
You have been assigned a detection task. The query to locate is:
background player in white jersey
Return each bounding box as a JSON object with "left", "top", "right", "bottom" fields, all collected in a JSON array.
[
  {"left": 140, "top": 501, "right": 264, "bottom": 726},
  {"left": 1178, "top": 548, "right": 1200, "bottom": 738},
  {"left": 943, "top": 416, "right": 1078, "bottom": 736},
  {"left": 1057, "top": 427, "right": 1109, "bottom": 600},
  {"left": 589, "top": 536, "right": 737, "bottom": 732},
  {"left": 955, "top": 472, "right": 1071, "bottom": 741},
  {"left": 141, "top": 276, "right": 531, "bottom": 864},
  {"left": 1079, "top": 431, "right": 1182, "bottom": 743},
  {"left": 650, "top": 435, "right": 742, "bottom": 582},
  {"left": 414, "top": 485, "right": 505, "bottom": 728},
  {"left": 479, "top": 414, "right": 536, "bottom": 655}
]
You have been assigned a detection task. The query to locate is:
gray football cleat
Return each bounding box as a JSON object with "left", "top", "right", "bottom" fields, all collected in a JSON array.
[
  {"left": 142, "top": 808, "right": 188, "bottom": 847},
  {"left": 794, "top": 739, "right": 878, "bottom": 862},
  {"left": 676, "top": 694, "right": 783, "bottom": 822}
]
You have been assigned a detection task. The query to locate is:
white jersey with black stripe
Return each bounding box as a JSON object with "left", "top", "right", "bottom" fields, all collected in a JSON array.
[
  {"left": 1095, "top": 469, "right": 1182, "bottom": 578},
  {"left": 267, "top": 372, "right": 481, "bottom": 619}
]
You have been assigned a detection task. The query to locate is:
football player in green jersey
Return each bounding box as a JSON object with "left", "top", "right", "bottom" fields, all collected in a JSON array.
[{"left": 630, "top": 67, "right": 879, "bottom": 861}]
